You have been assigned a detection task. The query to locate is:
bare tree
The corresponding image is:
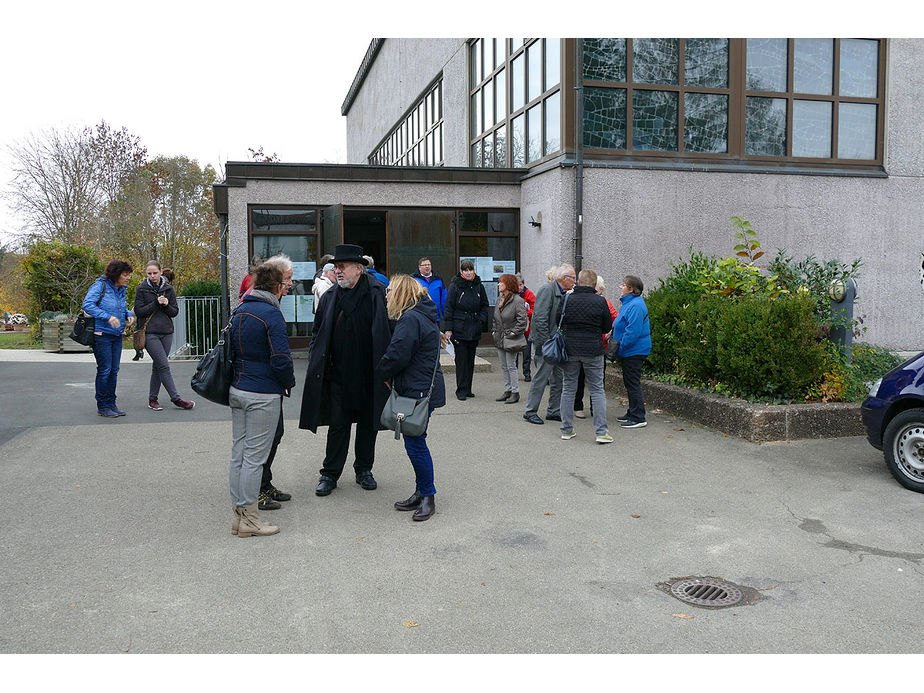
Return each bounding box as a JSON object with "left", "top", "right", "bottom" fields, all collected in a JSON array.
[{"left": 6, "top": 126, "right": 101, "bottom": 245}]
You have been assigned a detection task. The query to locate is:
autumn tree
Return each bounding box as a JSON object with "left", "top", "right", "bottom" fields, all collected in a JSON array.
[
  {"left": 0, "top": 242, "right": 30, "bottom": 314},
  {"left": 21, "top": 240, "right": 104, "bottom": 316}
]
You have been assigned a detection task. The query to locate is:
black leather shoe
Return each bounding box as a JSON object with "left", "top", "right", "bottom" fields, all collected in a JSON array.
[
  {"left": 394, "top": 491, "right": 422, "bottom": 511},
  {"left": 496, "top": 391, "right": 511, "bottom": 401},
  {"left": 546, "top": 414, "right": 562, "bottom": 422},
  {"left": 523, "top": 413, "right": 544, "bottom": 425},
  {"left": 356, "top": 472, "right": 377, "bottom": 490},
  {"left": 456, "top": 392, "right": 467, "bottom": 401},
  {"left": 412, "top": 495, "right": 435, "bottom": 521},
  {"left": 466, "top": 392, "right": 475, "bottom": 398},
  {"left": 315, "top": 477, "right": 337, "bottom": 496},
  {"left": 524, "top": 374, "right": 531, "bottom": 382}
]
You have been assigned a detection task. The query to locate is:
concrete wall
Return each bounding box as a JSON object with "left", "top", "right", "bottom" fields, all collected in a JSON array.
[
  {"left": 346, "top": 39, "right": 469, "bottom": 166},
  {"left": 227, "top": 179, "right": 520, "bottom": 292},
  {"left": 573, "top": 40, "right": 924, "bottom": 350}
]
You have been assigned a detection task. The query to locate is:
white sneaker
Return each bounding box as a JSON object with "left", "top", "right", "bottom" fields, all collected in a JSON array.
[{"left": 561, "top": 431, "right": 576, "bottom": 440}]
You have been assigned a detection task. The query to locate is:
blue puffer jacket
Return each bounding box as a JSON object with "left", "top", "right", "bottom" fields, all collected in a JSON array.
[
  {"left": 611, "top": 293, "right": 652, "bottom": 358},
  {"left": 412, "top": 272, "right": 447, "bottom": 320},
  {"left": 82, "top": 277, "right": 134, "bottom": 336},
  {"left": 230, "top": 293, "right": 295, "bottom": 395},
  {"left": 376, "top": 295, "right": 446, "bottom": 409}
]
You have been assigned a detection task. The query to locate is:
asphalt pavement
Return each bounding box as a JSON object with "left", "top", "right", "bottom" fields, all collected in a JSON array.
[{"left": 0, "top": 348, "right": 922, "bottom": 654}]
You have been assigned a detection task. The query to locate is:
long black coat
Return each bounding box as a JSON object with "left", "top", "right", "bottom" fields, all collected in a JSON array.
[{"left": 298, "top": 274, "right": 392, "bottom": 433}]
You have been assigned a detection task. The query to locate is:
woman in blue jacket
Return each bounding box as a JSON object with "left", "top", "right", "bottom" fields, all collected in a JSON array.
[
  {"left": 228, "top": 263, "right": 295, "bottom": 538},
  {"left": 610, "top": 275, "right": 652, "bottom": 428},
  {"left": 82, "top": 260, "right": 135, "bottom": 417},
  {"left": 376, "top": 275, "right": 446, "bottom": 521}
]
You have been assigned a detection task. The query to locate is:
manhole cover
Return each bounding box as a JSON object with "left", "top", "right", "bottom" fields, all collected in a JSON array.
[{"left": 669, "top": 577, "right": 744, "bottom": 607}]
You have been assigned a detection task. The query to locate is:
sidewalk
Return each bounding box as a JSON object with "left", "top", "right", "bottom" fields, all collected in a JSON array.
[{"left": 1, "top": 354, "right": 922, "bottom": 653}]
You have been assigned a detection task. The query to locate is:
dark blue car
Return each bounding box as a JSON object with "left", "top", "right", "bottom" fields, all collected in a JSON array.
[{"left": 861, "top": 351, "right": 924, "bottom": 493}]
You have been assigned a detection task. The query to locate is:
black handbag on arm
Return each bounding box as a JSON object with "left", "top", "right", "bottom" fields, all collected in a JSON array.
[
  {"left": 190, "top": 309, "right": 237, "bottom": 406},
  {"left": 540, "top": 292, "right": 569, "bottom": 364},
  {"left": 70, "top": 284, "right": 104, "bottom": 347},
  {"left": 380, "top": 349, "right": 440, "bottom": 440}
]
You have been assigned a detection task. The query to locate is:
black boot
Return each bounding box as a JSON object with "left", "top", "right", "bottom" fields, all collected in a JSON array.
[
  {"left": 413, "top": 496, "right": 435, "bottom": 521},
  {"left": 495, "top": 391, "right": 511, "bottom": 402},
  {"left": 505, "top": 392, "right": 520, "bottom": 404},
  {"left": 394, "top": 491, "right": 422, "bottom": 511}
]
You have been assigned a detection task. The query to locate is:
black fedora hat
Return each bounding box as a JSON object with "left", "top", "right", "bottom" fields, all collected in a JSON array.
[{"left": 331, "top": 244, "right": 368, "bottom": 265}]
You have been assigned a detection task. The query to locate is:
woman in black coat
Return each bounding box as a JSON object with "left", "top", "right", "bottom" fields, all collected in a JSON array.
[
  {"left": 377, "top": 275, "right": 446, "bottom": 521},
  {"left": 133, "top": 261, "right": 195, "bottom": 411},
  {"left": 441, "top": 259, "right": 489, "bottom": 401}
]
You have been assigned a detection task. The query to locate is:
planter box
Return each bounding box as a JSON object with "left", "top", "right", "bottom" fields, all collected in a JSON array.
[
  {"left": 604, "top": 369, "right": 864, "bottom": 443},
  {"left": 41, "top": 320, "right": 92, "bottom": 353}
]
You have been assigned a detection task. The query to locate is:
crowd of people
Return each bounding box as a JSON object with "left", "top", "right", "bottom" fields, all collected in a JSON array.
[{"left": 80, "top": 244, "right": 650, "bottom": 536}]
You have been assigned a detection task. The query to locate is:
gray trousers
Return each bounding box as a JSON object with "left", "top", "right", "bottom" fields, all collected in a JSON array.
[
  {"left": 524, "top": 349, "right": 563, "bottom": 418},
  {"left": 497, "top": 348, "right": 520, "bottom": 394},
  {"left": 145, "top": 332, "right": 179, "bottom": 401},
  {"left": 561, "top": 355, "right": 608, "bottom": 435},
  {"left": 229, "top": 386, "right": 281, "bottom": 507}
]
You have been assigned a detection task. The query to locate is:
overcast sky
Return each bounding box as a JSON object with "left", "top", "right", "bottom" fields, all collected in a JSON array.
[{"left": 0, "top": 2, "right": 373, "bottom": 244}]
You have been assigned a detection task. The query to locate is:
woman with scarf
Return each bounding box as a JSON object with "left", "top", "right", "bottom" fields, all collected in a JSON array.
[
  {"left": 228, "top": 262, "right": 295, "bottom": 537},
  {"left": 441, "top": 259, "right": 489, "bottom": 401},
  {"left": 133, "top": 260, "right": 195, "bottom": 411},
  {"left": 492, "top": 273, "right": 528, "bottom": 404}
]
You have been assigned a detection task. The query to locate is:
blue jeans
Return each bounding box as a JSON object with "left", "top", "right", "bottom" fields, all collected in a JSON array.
[
  {"left": 403, "top": 410, "right": 436, "bottom": 496},
  {"left": 92, "top": 333, "right": 122, "bottom": 410}
]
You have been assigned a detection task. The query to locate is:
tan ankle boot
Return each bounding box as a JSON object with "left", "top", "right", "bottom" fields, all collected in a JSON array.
[
  {"left": 232, "top": 504, "right": 241, "bottom": 535},
  {"left": 237, "top": 503, "right": 279, "bottom": 537}
]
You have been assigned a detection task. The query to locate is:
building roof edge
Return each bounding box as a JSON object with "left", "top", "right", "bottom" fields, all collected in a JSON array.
[{"left": 341, "top": 39, "right": 385, "bottom": 116}]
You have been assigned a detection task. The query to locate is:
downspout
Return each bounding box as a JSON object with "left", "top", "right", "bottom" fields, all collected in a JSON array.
[
  {"left": 574, "top": 39, "right": 585, "bottom": 273},
  {"left": 218, "top": 213, "right": 230, "bottom": 326}
]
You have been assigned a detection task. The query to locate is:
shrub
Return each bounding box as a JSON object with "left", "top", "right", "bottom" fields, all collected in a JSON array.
[
  {"left": 713, "top": 294, "right": 828, "bottom": 400},
  {"left": 180, "top": 280, "right": 221, "bottom": 297},
  {"left": 768, "top": 250, "right": 862, "bottom": 322},
  {"left": 21, "top": 241, "right": 104, "bottom": 316}
]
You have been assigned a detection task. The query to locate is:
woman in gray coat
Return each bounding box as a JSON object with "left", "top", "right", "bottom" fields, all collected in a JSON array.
[
  {"left": 133, "top": 261, "right": 195, "bottom": 411},
  {"left": 492, "top": 273, "right": 528, "bottom": 404}
]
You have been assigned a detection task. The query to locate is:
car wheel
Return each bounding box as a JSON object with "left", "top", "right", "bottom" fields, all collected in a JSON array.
[{"left": 883, "top": 407, "right": 924, "bottom": 493}]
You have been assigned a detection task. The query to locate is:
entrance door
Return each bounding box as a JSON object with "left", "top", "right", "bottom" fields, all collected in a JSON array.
[{"left": 343, "top": 210, "right": 388, "bottom": 275}]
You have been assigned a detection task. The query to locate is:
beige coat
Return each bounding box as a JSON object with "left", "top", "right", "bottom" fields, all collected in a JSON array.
[{"left": 492, "top": 293, "right": 528, "bottom": 351}]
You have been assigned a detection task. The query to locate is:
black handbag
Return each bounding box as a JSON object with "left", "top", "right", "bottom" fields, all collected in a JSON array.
[
  {"left": 69, "top": 284, "right": 104, "bottom": 346},
  {"left": 190, "top": 310, "right": 236, "bottom": 406},
  {"left": 380, "top": 346, "right": 440, "bottom": 440},
  {"left": 540, "top": 292, "right": 569, "bottom": 364}
]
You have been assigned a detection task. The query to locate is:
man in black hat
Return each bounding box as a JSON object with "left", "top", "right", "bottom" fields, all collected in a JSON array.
[{"left": 299, "top": 244, "right": 392, "bottom": 496}]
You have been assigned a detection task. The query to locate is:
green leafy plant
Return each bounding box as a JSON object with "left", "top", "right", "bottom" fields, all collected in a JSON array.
[{"left": 731, "top": 216, "right": 764, "bottom": 264}]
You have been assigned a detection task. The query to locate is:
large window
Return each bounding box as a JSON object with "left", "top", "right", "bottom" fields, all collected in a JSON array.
[
  {"left": 469, "top": 38, "right": 562, "bottom": 167},
  {"left": 583, "top": 38, "right": 884, "bottom": 167},
  {"left": 369, "top": 79, "right": 443, "bottom": 166},
  {"left": 249, "top": 207, "right": 320, "bottom": 336}
]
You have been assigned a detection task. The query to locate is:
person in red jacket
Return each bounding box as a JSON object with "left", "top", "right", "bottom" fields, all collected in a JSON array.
[{"left": 515, "top": 273, "right": 536, "bottom": 382}]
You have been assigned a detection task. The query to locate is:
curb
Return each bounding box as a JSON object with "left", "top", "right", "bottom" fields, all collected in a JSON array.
[{"left": 604, "top": 369, "right": 865, "bottom": 443}]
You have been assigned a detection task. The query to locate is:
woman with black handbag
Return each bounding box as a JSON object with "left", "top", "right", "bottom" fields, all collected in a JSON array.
[
  {"left": 227, "top": 263, "right": 295, "bottom": 537},
  {"left": 376, "top": 275, "right": 446, "bottom": 521},
  {"left": 492, "top": 273, "right": 528, "bottom": 404},
  {"left": 133, "top": 261, "right": 195, "bottom": 412}
]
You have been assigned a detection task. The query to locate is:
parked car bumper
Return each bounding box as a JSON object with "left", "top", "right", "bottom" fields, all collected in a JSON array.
[{"left": 861, "top": 396, "right": 886, "bottom": 450}]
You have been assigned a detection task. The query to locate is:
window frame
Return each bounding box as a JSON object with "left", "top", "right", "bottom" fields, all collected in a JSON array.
[
  {"left": 469, "top": 38, "right": 563, "bottom": 168},
  {"left": 580, "top": 38, "right": 886, "bottom": 171},
  {"left": 368, "top": 77, "right": 444, "bottom": 167}
]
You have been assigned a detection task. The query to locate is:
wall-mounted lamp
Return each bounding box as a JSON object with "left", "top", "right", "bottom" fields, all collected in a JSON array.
[{"left": 528, "top": 212, "right": 542, "bottom": 228}]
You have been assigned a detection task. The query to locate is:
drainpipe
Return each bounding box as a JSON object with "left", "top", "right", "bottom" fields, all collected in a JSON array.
[
  {"left": 574, "top": 39, "right": 585, "bottom": 273},
  {"left": 218, "top": 213, "right": 230, "bottom": 326}
]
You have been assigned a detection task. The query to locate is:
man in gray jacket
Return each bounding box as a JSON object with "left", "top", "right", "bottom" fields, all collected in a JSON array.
[{"left": 523, "top": 264, "right": 576, "bottom": 424}]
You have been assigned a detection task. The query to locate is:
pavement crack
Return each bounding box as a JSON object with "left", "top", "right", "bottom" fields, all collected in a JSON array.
[
  {"left": 784, "top": 504, "right": 924, "bottom": 566},
  {"left": 568, "top": 472, "right": 595, "bottom": 488}
]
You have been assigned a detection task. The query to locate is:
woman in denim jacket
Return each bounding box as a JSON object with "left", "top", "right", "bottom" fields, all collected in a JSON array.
[{"left": 82, "top": 260, "right": 135, "bottom": 417}]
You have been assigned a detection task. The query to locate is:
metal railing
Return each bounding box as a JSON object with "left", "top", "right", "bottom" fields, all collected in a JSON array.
[{"left": 169, "top": 296, "right": 222, "bottom": 359}]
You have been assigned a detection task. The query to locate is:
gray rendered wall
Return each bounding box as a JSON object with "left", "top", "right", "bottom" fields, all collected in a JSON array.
[
  {"left": 574, "top": 39, "right": 924, "bottom": 350},
  {"left": 346, "top": 39, "right": 469, "bottom": 166},
  {"left": 227, "top": 179, "right": 520, "bottom": 293}
]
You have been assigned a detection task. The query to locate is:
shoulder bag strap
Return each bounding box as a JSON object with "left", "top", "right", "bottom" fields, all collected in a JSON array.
[{"left": 556, "top": 291, "right": 570, "bottom": 331}]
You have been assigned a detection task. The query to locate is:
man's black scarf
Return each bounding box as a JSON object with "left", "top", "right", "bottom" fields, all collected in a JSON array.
[{"left": 329, "top": 272, "right": 375, "bottom": 409}]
